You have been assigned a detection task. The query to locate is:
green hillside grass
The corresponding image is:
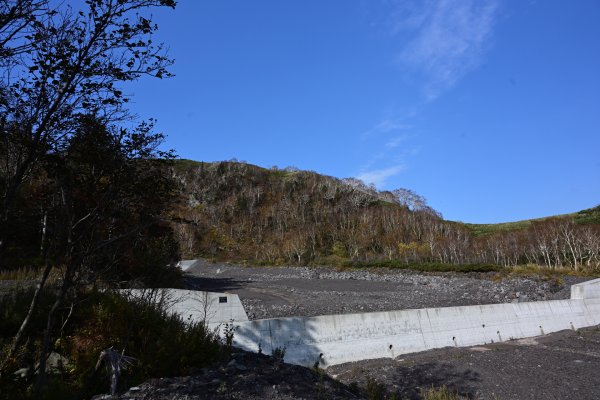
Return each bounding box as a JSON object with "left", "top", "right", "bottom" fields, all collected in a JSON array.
[
  {"left": 574, "top": 205, "right": 600, "bottom": 225},
  {"left": 465, "top": 219, "right": 545, "bottom": 237},
  {"left": 464, "top": 206, "right": 600, "bottom": 237}
]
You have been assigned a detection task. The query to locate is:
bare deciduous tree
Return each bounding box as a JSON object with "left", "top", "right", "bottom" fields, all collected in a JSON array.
[{"left": 1, "top": 0, "right": 175, "bottom": 254}]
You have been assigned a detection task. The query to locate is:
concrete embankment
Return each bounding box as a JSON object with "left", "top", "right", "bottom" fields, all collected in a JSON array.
[
  {"left": 123, "top": 289, "right": 248, "bottom": 325},
  {"left": 223, "top": 278, "right": 600, "bottom": 367}
]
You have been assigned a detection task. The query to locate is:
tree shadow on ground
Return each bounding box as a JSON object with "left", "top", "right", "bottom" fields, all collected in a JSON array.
[
  {"left": 184, "top": 275, "right": 247, "bottom": 292},
  {"left": 390, "top": 362, "right": 479, "bottom": 399}
]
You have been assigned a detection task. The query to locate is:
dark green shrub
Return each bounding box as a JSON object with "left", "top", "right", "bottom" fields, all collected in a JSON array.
[
  {"left": 0, "top": 288, "right": 224, "bottom": 399},
  {"left": 343, "top": 260, "right": 501, "bottom": 273},
  {"left": 365, "top": 376, "right": 386, "bottom": 400},
  {"left": 421, "top": 385, "right": 463, "bottom": 400},
  {"left": 71, "top": 290, "right": 223, "bottom": 396},
  {"left": 271, "top": 346, "right": 286, "bottom": 362}
]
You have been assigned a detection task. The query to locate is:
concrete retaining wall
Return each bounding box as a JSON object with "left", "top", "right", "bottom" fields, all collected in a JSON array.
[
  {"left": 123, "top": 289, "right": 248, "bottom": 325},
  {"left": 571, "top": 278, "right": 600, "bottom": 299},
  {"left": 221, "top": 280, "right": 600, "bottom": 367},
  {"left": 176, "top": 259, "right": 202, "bottom": 272}
]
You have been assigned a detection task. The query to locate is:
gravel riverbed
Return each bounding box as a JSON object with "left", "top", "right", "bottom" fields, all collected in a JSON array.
[
  {"left": 183, "top": 261, "right": 585, "bottom": 320},
  {"left": 4, "top": 262, "right": 597, "bottom": 399}
]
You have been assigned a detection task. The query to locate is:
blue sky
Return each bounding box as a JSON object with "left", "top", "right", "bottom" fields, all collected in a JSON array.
[{"left": 118, "top": 0, "right": 599, "bottom": 223}]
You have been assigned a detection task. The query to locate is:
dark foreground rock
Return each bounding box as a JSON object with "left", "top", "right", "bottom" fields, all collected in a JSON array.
[
  {"left": 92, "top": 326, "right": 600, "bottom": 400},
  {"left": 92, "top": 262, "right": 599, "bottom": 399},
  {"left": 329, "top": 325, "right": 600, "bottom": 400},
  {"left": 92, "top": 350, "right": 361, "bottom": 400}
]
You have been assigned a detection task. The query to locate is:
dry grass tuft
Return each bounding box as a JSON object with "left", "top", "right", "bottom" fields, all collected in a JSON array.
[{"left": 421, "top": 385, "right": 465, "bottom": 400}]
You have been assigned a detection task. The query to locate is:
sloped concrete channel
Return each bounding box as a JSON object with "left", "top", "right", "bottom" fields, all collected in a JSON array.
[{"left": 134, "top": 270, "right": 600, "bottom": 368}]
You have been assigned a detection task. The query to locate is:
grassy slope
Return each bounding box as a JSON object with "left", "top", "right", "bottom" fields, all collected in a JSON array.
[{"left": 463, "top": 206, "right": 600, "bottom": 237}]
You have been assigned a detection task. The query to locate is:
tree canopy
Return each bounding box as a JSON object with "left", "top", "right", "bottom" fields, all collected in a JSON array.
[{"left": 0, "top": 1, "right": 180, "bottom": 394}]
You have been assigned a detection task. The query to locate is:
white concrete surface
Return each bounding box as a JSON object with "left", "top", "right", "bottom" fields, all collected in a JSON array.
[
  {"left": 177, "top": 259, "right": 201, "bottom": 272},
  {"left": 571, "top": 277, "right": 600, "bottom": 299},
  {"left": 122, "top": 289, "right": 248, "bottom": 325},
  {"left": 216, "top": 279, "right": 600, "bottom": 367}
]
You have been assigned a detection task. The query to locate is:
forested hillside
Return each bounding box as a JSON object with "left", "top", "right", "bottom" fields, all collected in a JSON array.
[{"left": 171, "top": 160, "right": 600, "bottom": 271}]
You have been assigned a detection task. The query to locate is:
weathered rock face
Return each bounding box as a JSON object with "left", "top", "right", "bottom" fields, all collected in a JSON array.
[{"left": 92, "top": 350, "right": 362, "bottom": 400}]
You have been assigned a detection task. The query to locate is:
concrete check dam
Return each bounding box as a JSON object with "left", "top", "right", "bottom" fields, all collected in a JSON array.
[{"left": 126, "top": 272, "right": 600, "bottom": 368}]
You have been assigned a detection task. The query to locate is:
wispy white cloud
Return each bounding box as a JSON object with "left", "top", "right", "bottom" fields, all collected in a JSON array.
[
  {"left": 356, "top": 164, "right": 406, "bottom": 187},
  {"left": 358, "top": 114, "right": 414, "bottom": 185},
  {"left": 362, "top": 118, "right": 410, "bottom": 139},
  {"left": 354, "top": 1, "right": 498, "bottom": 189},
  {"left": 385, "top": 135, "right": 408, "bottom": 149},
  {"left": 394, "top": 0, "right": 499, "bottom": 100}
]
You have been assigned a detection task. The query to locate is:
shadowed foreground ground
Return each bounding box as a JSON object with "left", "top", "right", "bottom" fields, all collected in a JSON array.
[
  {"left": 329, "top": 326, "right": 600, "bottom": 399},
  {"left": 94, "top": 326, "right": 600, "bottom": 399},
  {"left": 96, "top": 261, "right": 600, "bottom": 399}
]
